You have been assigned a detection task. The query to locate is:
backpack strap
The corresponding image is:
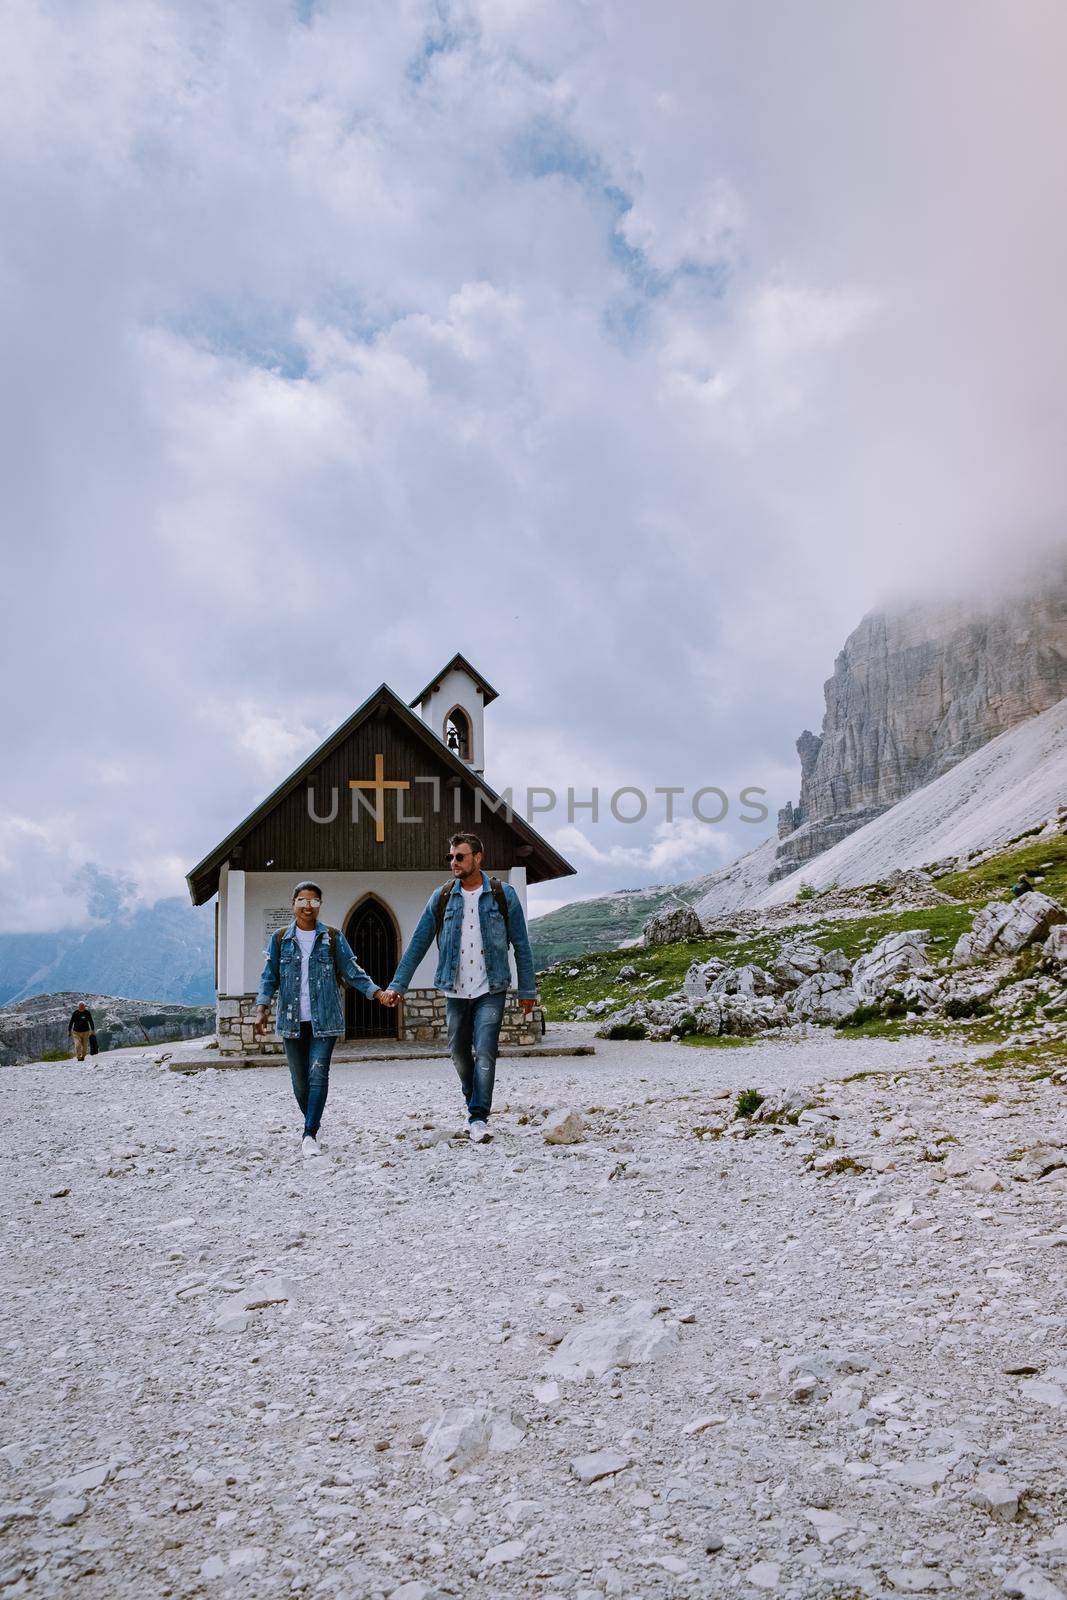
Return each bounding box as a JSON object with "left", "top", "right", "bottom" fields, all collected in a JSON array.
[
  {"left": 433, "top": 879, "right": 511, "bottom": 942},
  {"left": 489, "top": 876, "right": 510, "bottom": 942},
  {"left": 434, "top": 882, "right": 454, "bottom": 938}
]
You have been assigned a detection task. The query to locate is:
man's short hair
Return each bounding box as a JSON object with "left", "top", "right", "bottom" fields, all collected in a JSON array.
[
  {"left": 449, "top": 832, "right": 484, "bottom": 857},
  {"left": 292, "top": 880, "right": 324, "bottom": 902}
]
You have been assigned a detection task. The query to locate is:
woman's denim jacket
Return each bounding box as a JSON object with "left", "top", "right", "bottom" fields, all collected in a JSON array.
[
  {"left": 256, "top": 921, "right": 379, "bottom": 1038},
  {"left": 389, "top": 877, "right": 536, "bottom": 999}
]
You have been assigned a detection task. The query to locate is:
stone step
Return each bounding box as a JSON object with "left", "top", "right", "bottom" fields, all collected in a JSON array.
[{"left": 169, "top": 1041, "right": 595, "bottom": 1073}]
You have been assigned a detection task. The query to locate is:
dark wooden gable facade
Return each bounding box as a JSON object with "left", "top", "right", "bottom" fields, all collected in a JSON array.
[{"left": 186, "top": 684, "right": 575, "bottom": 906}]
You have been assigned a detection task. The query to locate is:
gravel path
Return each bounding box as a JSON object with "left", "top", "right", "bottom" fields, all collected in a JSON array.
[{"left": 3, "top": 1029, "right": 1065, "bottom": 1599}]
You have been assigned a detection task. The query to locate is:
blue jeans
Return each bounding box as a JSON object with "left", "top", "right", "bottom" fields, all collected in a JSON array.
[
  {"left": 283, "top": 1023, "right": 336, "bottom": 1138},
  {"left": 446, "top": 990, "right": 506, "bottom": 1122}
]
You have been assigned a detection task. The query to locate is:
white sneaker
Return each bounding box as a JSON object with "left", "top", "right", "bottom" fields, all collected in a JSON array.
[
  {"left": 301, "top": 1135, "right": 321, "bottom": 1158},
  {"left": 468, "top": 1120, "right": 490, "bottom": 1143}
]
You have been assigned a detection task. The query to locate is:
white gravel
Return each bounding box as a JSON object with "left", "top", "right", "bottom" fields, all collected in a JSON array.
[{"left": 2, "top": 1027, "right": 1065, "bottom": 1599}]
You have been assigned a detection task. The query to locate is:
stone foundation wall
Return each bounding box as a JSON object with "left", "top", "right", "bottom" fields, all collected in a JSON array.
[
  {"left": 398, "top": 989, "right": 544, "bottom": 1046},
  {"left": 217, "top": 995, "right": 284, "bottom": 1055},
  {"left": 216, "top": 991, "right": 544, "bottom": 1052}
]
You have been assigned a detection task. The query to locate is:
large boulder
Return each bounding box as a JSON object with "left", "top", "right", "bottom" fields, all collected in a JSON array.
[
  {"left": 682, "top": 957, "right": 729, "bottom": 997},
  {"left": 546, "top": 1300, "right": 677, "bottom": 1380},
  {"left": 896, "top": 974, "right": 948, "bottom": 1012},
  {"left": 787, "top": 971, "right": 862, "bottom": 1024},
  {"left": 596, "top": 996, "right": 722, "bottom": 1041},
  {"left": 1042, "top": 924, "right": 1067, "bottom": 976},
  {"left": 774, "top": 941, "right": 852, "bottom": 988},
  {"left": 852, "top": 930, "right": 933, "bottom": 998},
  {"left": 954, "top": 892, "right": 1066, "bottom": 965},
  {"left": 707, "top": 963, "right": 780, "bottom": 1000},
  {"left": 719, "top": 996, "right": 788, "bottom": 1036},
  {"left": 643, "top": 903, "right": 704, "bottom": 946}
]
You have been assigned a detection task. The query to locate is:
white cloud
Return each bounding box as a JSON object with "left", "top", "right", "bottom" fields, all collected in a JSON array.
[
  {"left": 548, "top": 818, "right": 739, "bottom": 879},
  {"left": 1, "top": 0, "right": 1065, "bottom": 932}
]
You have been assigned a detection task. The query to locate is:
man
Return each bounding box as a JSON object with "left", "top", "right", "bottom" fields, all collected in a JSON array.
[
  {"left": 68, "top": 1001, "right": 96, "bottom": 1061},
  {"left": 255, "top": 881, "right": 388, "bottom": 1158},
  {"left": 382, "top": 834, "right": 537, "bottom": 1142}
]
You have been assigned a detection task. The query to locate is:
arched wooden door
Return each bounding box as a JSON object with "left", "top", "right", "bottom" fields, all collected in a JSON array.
[{"left": 344, "top": 898, "right": 398, "bottom": 1039}]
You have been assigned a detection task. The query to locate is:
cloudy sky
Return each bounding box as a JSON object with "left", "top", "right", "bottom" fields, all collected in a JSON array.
[{"left": 2, "top": 0, "right": 1066, "bottom": 930}]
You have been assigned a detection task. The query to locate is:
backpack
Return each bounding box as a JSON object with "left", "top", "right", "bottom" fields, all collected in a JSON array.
[{"left": 434, "top": 877, "right": 510, "bottom": 943}]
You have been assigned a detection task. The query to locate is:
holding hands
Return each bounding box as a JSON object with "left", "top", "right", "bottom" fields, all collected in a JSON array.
[{"left": 377, "top": 989, "right": 400, "bottom": 1009}]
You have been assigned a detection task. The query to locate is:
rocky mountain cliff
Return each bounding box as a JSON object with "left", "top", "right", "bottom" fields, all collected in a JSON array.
[{"left": 773, "top": 568, "right": 1067, "bottom": 879}]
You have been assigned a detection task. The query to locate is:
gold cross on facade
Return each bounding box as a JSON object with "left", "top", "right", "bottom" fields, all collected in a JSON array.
[{"left": 349, "top": 754, "right": 411, "bottom": 844}]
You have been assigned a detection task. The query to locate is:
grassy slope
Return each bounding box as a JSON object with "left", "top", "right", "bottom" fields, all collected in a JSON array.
[
  {"left": 539, "top": 832, "right": 1067, "bottom": 1043},
  {"left": 935, "top": 830, "right": 1067, "bottom": 904},
  {"left": 529, "top": 886, "right": 703, "bottom": 970}
]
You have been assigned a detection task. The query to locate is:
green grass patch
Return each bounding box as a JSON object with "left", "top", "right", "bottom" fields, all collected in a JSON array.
[
  {"left": 832, "top": 1015, "right": 914, "bottom": 1040},
  {"left": 808, "top": 904, "right": 975, "bottom": 962},
  {"left": 681, "top": 1033, "right": 758, "bottom": 1049},
  {"left": 538, "top": 934, "right": 782, "bottom": 1021},
  {"left": 529, "top": 888, "right": 703, "bottom": 969},
  {"left": 935, "top": 831, "right": 1067, "bottom": 906},
  {"left": 734, "top": 1087, "right": 765, "bottom": 1119},
  {"left": 976, "top": 1041, "right": 1067, "bottom": 1073},
  {"left": 39, "top": 1048, "right": 72, "bottom": 1062},
  {"left": 820, "top": 1155, "right": 865, "bottom": 1176}
]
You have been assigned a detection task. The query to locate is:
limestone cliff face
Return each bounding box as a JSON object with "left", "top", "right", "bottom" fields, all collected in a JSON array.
[{"left": 773, "top": 570, "right": 1067, "bottom": 879}]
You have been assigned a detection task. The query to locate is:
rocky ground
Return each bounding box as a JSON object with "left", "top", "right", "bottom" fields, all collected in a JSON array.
[{"left": 2, "top": 1030, "right": 1065, "bottom": 1600}]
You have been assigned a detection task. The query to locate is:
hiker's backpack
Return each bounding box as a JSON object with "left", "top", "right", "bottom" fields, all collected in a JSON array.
[{"left": 434, "top": 877, "right": 510, "bottom": 942}]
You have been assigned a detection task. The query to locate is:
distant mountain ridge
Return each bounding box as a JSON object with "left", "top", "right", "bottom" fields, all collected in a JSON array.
[{"left": 0, "top": 898, "right": 215, "bottom": 1007}]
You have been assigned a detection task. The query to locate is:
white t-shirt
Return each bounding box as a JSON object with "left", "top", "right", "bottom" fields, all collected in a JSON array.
[
  {"left": 295, "top": 927, "right": 318, "bottom": 1022},
  {"left": 443, "top": 885, "right": 489, "bottom": 1000}
]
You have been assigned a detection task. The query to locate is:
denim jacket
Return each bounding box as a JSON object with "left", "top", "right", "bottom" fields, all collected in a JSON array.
[
  {"left": 256, "top": 921, "right": 380, "bottom": 1038},
  {"left": 390, "top": 878, "right": 537, "bottom": 1000}
]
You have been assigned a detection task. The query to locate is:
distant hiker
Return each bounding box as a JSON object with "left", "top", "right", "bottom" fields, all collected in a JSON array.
[
  {"left": 255, "top": 881, "right": 389, "bottom": 1158},
  {"left": 381, "top": 833, "right": 537, "bottom": 1142},
  {"left": 1011, "top": 874, "right": 1034, "bottom": 898},
  {"left": 68, "top": 1002, "right": 96, "bottom": 1061}
]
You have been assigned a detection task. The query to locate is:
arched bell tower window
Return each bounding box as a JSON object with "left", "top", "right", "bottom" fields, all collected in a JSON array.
[{"left": 444, "top": 706, "right": 472, "bottom": 762}]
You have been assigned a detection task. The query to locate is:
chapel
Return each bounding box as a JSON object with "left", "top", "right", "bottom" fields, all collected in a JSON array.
[{"left": 185, "top": 655, "right": 575, "bottom": 1051}]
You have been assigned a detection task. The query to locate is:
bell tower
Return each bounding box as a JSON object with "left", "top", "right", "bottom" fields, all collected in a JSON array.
[{"left": 409, "top": 654, "right": 499, "bottom": 775}]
